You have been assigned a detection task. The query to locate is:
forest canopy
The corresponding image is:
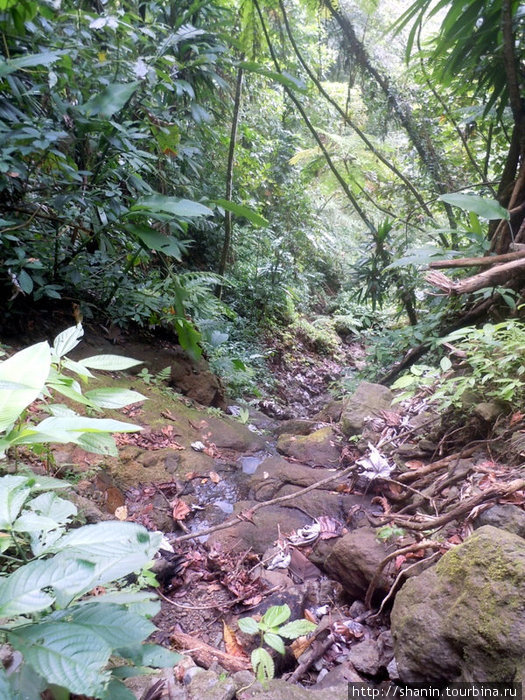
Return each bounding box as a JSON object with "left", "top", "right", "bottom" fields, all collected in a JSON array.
[{"left": 1, "top": 0, "right": 524, "bottom": 382}]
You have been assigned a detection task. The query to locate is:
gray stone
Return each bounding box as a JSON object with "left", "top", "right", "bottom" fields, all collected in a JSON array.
[
  {"left": 237, "top": 678, "right": 349, "bottom": 700},
  {"left": 250, "top": 456, "right": 347, "bottom": 501},
  {"left": 207, "top": 500, "right": 310, "bottom": 554},
  {"left": 313, "top": 400, "right": 345, "bottom": 422},
  {"left": 474, "top": 504, "right": 525, "bottom": 538},
  {"left": 276, "top": 427, "right": 341, "bottom": 467},
  {"left": 473, "top": 401, "right": 507, "bottom": 422},
  {"left": 341, "top": 382, "right": 394, "bottom": 437},
  {"left": 391, "top": 526, "right": 525, "bottom": 683},
  {"left": 275, "top": 419, "right": 323, "bottom": 436},
  {"left": 323, "top": 527, "right": 395, "bottom": 599},
  {"left": 348, "top": 638, "right": 382, "bottom": 676},
  {"left": 187, "top": 668, "right": 236, "bottom": 700}
]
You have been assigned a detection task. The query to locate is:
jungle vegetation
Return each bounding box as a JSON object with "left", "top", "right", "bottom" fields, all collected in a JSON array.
[{"left": 1, "top": 0, "right": 524, "bottom": 385}]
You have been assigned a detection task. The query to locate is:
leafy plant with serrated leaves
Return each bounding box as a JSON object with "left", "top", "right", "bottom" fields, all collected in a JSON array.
[
  {"left": 0, "top": 473, "right": 180, "bottom": 699},
  {"left": 0, "top": 323, "right": 146, "bottom": 460},
  {"left": 238, "top": 604, "right": 316, "bottom": 682}
]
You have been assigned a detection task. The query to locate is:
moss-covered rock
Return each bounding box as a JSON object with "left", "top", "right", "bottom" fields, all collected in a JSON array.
[
  {"left": 341, "top": 382, "right": 394, "bottom": 436},
  {"left": 276, "top": 426, "right": 341, "bottom": 467},
  {"left": 391, "top": 525, "right": 525, "bottom": 683}
]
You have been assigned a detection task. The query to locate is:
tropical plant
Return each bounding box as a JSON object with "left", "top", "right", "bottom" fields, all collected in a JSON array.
[
  {"left": 0, "top": 323, "right": 145, "bottom": 460},
  {"left": 0, "top": 473, "right": 178, "bottom": 699},
  {"left": 238, "top": 603, "right": 316, "bottom": 682}
]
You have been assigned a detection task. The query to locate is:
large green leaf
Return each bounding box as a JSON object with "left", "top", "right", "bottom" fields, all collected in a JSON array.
[
  {"left": 263, "top": 632, "right": 285, "bottom": 655},
  {"left": 78, "top": 355, "right": 143, "bottom": 371},
  {"left": 52, "top": 324, "right": 84, "bottom": 359},
  {"left": 9, "top": 622, "right": 112, "bottom": 696},
  {"left": 35, "top": 416, "right": 143, "bottom": 435},
  {"left": 51, "top": 522, "right": 162, "bottom": 599},
  {"left": 125, "top": 223, "right": 185, "bottom": 260},
  {"left": 132, "top": 195, "right": 212, "bottom": 218},
  {"left": 0, "top": 557, "right": 95, "bottom": 616},
  {"left": 0, "top": 50, "right": 63, "bottom": 77},
  {"left": 241, "top": 62, "right": 307, "bottom": 93},
  {"left": 75, "top": 432, "right": 119, "bottom": 457},
  {"left": 84, "top": 387, "right": 146, "bottom": 409},
  {"left": 261, "top": 604, "right": 291, "bottom": 629},
  {"left": 278, "top": 619, "right": 316, "bottom": 639},
  {"left": 439, "top": 194, "right": 509, "bottom": 220},
  {"left": 214, "top": 199, "right": 268, "bottom": 227},
  {"left": 0, "top": 342, "right": 51, "bottom": 432},
  {"left": 80, "top": 82, "right": 139, "bottom": 119},
  {"left": 0, "top": 475, "right": 31, "bottom": 528},
  {"left": 238, "top": 617, "right": 260, "bottom": 635},
  {"left": 49, "top": 603, "right": 155, "bottom": 648}
]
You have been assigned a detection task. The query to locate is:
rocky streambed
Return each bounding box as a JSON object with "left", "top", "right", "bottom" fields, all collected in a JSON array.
[{"left": 47, "top": 337, "right": 525, "bottom": 699}]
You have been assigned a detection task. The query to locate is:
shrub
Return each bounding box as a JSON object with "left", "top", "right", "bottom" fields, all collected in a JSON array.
[{"left": 0, "top": 474, "right": 179, "bottom": 698}]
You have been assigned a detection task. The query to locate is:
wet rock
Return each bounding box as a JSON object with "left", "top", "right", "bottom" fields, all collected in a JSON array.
[
  {"left": 207, "top": 501, "right": 311, "bottom": 554},
  {"left": 313, "top": 399, "right": 345, "bottom": 422},
  {"left": 125, "top": 669, "right": 186, "bottom": 699},
  {"left": 250, "top": 456, "right": 347, "bottom": 501},
  {"left": 323, "top": 527, "right": 395, "bottom": 599},
  {"left": 248, "top": 583, "right": 314, "bottom": 621},
  {"left": 473, "top": 401, "right": 507, "bottom": 422},
  {"left": 65, "top": 491, "right": 112, "bottom": 523},
  {"left": 170, "top": 347, "right": 226, "bottom": 408},
  {"left": 314, "top": 661, "right": 364, "bottom": 687},
  {"left": 348, "top": 638, "right": 382, "bottom": 676},
  {"left": 341, "top": 382, "right": 394, "bottom": 437},
  {"left": 474, "top": 504, "right": 525, "bottom": 538},
  {"left": 391, "top": 526, "right": 525, "bottom": 683},
  {"left": 276, "top": 427, "right": 341, "bottom": 467},
  {"left": 205, "top": 415, "right": 266, "bottom": 452},
  {"left": 238, "top": 678, "right": 349, "bottom": 700},
  {"left": 275, "top": 419, "right": 323, "bottom": 436},
  {"left": 187, "top": 668, "right": 236, "bottom": 700}
]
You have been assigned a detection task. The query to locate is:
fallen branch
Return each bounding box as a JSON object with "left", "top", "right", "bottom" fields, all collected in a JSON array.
[
  {"left": 171, "top": 465, "right": 358, "bottom": 544},
  {"left": 372, "top": 478, "right": 525, "bottom": 532},
  {"left": 170, "top": 630, "right": 251, "bottom": 673},
  {"left": 428, "top": 249, "right": 525, "bottom": 269},
  {"left": 369, "top": 551, "right": 441, "bottom": 619},
  {"left": 426, "top": 256, "right": 525, "bottom": 295},
  {"left": 364, "top": 540, "right": 442, "bottom": 609},
  {"left": 396, "top": 448, "right": 477, "bottom": 484}
]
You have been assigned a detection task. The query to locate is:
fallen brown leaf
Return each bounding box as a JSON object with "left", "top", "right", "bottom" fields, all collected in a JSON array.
[
  {"left": 223, "top": 622, "right": 249, "bottom": 659},
  {"left": 209, "top": 471, "right": 221, "bottom": 484},
  {"left": 405, "top": 460, "right": 424, "bottom": 470},
  {"left": 290, "top": 635, "right": 313, "bottom": 659},
  {"left": 172, "top": 498, "right": 191, "bottom": 521}
]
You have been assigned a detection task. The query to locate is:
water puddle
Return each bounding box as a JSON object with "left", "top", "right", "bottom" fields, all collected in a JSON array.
[{"left": 237, "top": 451, "right": 269, "bottom": 474}]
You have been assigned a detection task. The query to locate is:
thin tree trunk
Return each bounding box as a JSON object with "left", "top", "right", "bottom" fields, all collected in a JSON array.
[
  {"left": 252, "top": 0, "right": 377, "bottom": 236},
  {"left": 218, "top": 65, "right": 244, "bottom": 279},
  {"left": 320, "top": 0, "right": 457, "bottom": 230},
  {"left": 279, "top": 0, "right": 432, "bottom": 218}
]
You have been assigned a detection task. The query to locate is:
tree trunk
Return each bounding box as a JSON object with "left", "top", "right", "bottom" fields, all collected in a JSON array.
[
  {"left": 320, "top": 0, "right": 457, "bottom": 230},
  {"left": 218, "top": 65, "right": 244, "bottom": 280}
]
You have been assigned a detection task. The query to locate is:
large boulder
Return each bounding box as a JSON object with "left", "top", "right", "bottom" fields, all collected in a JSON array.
[
  {"left": 322, "top": 527, "right": 395, "bottom": 600},
  {"left": 276, "top": 427, "right": 341, "bottom": 467},
  {"left": 341, "top": 382, "right": 393, "bottom": 437},
  {"left": 474, "top": 504, "right": 525, "bottom": 539},
  {"left": 250, "top": 456, "right": 361, "bottom": 522},
  {"left": 391, "top": 526, "right": 525, "bottom": 683}
]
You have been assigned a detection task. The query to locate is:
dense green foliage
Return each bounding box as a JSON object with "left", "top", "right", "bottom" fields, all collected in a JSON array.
[{"left": 1, "top": 0, "right": 524, "bottom": 377}]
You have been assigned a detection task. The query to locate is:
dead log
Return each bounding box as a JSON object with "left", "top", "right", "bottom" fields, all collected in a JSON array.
[
  {"left": 170, "top": 630, "right": 251, "bottom": 673},
  {"left": 429, "top": 249, "right": 525, "bottom": 269},
  {"left": 425, "top": 256, "right": 525, "bottom": 294}
]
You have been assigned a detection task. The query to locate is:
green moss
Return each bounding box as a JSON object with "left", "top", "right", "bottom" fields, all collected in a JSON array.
[{"left": 292, "top": 317, "right": 341, "bottom": 355}]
